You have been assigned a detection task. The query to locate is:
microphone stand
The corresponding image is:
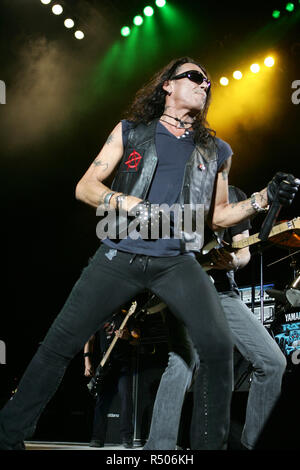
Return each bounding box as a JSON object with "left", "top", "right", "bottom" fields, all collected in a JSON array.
[
  {"left": 251, "top": 242, "right": 273, "bottom": 324},
  {"left": 259, "top": 247, "right": 265, "bottom": 324}
]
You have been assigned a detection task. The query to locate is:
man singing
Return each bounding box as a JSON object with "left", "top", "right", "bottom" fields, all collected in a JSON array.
[{"left": 0, "top": 57, "right": 298, "bottom": 450}]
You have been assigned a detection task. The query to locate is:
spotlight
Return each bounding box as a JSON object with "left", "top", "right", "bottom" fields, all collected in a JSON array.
[
  {"left": 52, "top": 4, "right": 63, "bottom": 15},
  {"left": 133, "top": 15, "right": 143, "bottom": 26},
  {"left": 264, "top": 56, "right": 275, "bottom": 67},
  {"left": 286, "top": 2, "right": 295, "bottom": 11},
  {"left": 74, "top": 30, "right": 84, "bottom": 40},
  {"left": 64, "top": 19, "right": 75, "bottom": 29},
  {"left": 250, "top": 63, "right": 260, "bottom": 73},
  {"left": 144, "top": 6, "right": 154, "bottom": 16},
  {"left": 156, "top": 0, "right": 167, "bottom": 6},
  {"left": 233, "top": 71, "right": 243, "bottom": 80},
  {"left": 40, "top": 0, "right": 52, "bottom": 4},
  {"left": 220, "top": 77, "right": 229, "bottom": 86},
  {"left": 272, "top": 10, "right": 281, "bottom": 18},
  {"left": 121, "top": 26, "right": 131, "bottom": 37}
]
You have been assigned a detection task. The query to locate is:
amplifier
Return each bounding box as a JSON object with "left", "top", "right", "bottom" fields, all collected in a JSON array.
[
  {"left": 251, "top": 304, "right": 275, "bottom": 323},
  {"left": 238, "top": 283, "right": 275, "bottom": 305}
]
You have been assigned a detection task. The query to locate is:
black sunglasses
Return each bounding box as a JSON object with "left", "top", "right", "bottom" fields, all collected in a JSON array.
[{"left": 170, "top": 70, "right": 211, "bottom": 89}]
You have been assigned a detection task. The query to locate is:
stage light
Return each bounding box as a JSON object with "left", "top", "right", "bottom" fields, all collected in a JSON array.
[
  {"left": 250, "top": 63, "right": 260, "bottom": 73},
  {"left": 40, "top": 0, "right": 52, "bottom": 4},
  {"left": 52, "top": 4, "right": 63, "bottom": 15},
  {"left": 64, "top": 19, "right": 75, "bottom": 29},
  {"left": 233, "top": 71, "right": 243, "bottom": 80},
  {"left": 220, "top": 77, "right": 229, "bottom": 86},
  {"left": 264, "top": 56, "right": 275, "bottom": 67},
  {"left": 74, "top": 30, "right": 84, "bottom": 40},
  {"left": 133, "top": 15, "right": 144, "bottom": 26},
  {"left": 144, "top": 6, "right": 154, "bottom": 16},
  {"left": 121, "top": 26, "right": 131, "bottom": 37},
  {"left": 155, "top": 0, "right": 166, "bottom": 6},
  {"left": 272, "top": 10, "right": 281, "bottom": 18},
  {"left": 286, "top": 2, "right": 295, "bottom": 11}
]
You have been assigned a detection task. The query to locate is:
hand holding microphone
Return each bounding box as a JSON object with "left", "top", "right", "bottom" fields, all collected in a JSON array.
[{"left": 259, "top": 172, "right": 300, "bottom": 241}]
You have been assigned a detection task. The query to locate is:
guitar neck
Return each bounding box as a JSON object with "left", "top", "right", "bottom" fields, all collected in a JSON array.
[
  {"left": 100, "top": 302, "right": 137, "bottom": 367},
  {"left": 231, "top": 219, "right": 299, "bottom": 250}
]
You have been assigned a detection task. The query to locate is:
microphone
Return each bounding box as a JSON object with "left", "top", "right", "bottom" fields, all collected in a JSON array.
[
  {"left": 259, "top": 176, "right": 300, "bottom": 242},
  {"left": 258, "top": 199, "right": 282, "bottom": 242}
]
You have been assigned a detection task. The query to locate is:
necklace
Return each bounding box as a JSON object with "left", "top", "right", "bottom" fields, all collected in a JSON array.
[
  {"left": 159, "top": 118, "right": 192, "bottom": 140},
  {"left": 161, "top": 113, "right": 195, "bottom": 129}
]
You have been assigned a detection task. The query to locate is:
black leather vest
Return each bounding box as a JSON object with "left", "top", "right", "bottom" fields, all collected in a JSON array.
[{"left": 111, "top": 119, "right": 218, "bottom": 252}]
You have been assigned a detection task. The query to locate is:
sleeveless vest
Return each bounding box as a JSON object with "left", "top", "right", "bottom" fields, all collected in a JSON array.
[{"left": 111, "top": 119, "right": 219, "bottom": 252}]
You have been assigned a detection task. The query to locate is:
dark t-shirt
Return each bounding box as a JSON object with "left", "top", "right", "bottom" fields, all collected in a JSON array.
[
  {"left": 103, "top": 120, "right": 233, "bottom": 256},
  {"left": 210, "top": 186, "right": 251, "bottom": 293}
]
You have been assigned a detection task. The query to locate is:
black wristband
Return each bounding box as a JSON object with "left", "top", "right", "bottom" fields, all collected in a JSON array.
[{"left": 83, "top": 352, "right": 92, "bottom": 358}]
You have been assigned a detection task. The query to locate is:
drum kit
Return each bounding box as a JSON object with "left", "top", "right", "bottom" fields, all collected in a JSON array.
[
  {"left": 266, "top": 221, "right": 300, "bottom": 306},
  {"left": 263, "top": 220, "right": 300, "bottom": 368}
]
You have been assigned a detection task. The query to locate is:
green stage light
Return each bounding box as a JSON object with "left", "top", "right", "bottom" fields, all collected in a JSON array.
[
  {"left": 272, "top": 10, "right": 281, "bottom": 18},
  {"left": 144, "top": 6, "right": 154, "bottom": 16},
  {"left": 286, "top": 2, "right": 295, "bottom": 11},
  {"left": 133, "top": 15, "right": 144, "bottom": 25},
  {"left": 156, "top": 0, "right": 166, "bottom": 6},
  {"left": 121, "top": 26, "right": 131, "bottom": 36}
]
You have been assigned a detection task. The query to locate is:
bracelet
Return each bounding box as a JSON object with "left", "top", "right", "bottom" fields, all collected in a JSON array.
[
  {"left": 116, "top": 194, "right": 126, "bottom": 211},
  {"left": 83, "top": 352, "right": 92, "bottom": 358},
  {"left": 103, "top": 191, "right": 116, "bottom": 208},
  {"left": 250, "top": 192, "right": 269, "bottom": 213}
]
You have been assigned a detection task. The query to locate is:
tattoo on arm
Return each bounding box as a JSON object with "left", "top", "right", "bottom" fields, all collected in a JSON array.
[
  {"left": 222, "top": 170, "right": 228, "bottom": 181},
  {"left": 231, "top": 201, "right": 253, "bottom": 215},
  {"left": 105, "top": 134, "right": 114, "bottom": 145},
  {"left": 240, "top": 201, "right": 254, "bottom": 215},
  {"left": 93, "top": 159, "right": 109, "bottom": 171}
]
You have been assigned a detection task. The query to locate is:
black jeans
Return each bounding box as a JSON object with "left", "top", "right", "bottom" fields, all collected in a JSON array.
[
  {"left": 91, "top": 360, "right": 133, "bottom": 443},
  {"left": 0, "top": 244, "right": 233, "bottom": 449}
]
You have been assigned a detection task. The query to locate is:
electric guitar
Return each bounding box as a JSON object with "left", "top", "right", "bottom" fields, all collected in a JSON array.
[
  {"left": 87, "top": 301, "right": 137, "bottom": 398},
  {"left": 199, "top": 217, "right": 300, "bottom": 271}
]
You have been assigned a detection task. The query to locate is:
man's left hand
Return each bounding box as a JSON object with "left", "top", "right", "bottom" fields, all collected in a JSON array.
[{"left": 210, "top": 248, "right": 239, "bottom": 271}]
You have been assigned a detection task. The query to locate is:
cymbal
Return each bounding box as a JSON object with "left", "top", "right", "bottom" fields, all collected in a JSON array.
[{"left": 270, "top": 220, "right": 300, "bottom": 248}]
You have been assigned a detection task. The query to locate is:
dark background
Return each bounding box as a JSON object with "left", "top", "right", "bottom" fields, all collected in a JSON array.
[{"left": 0, "top": 0, "right": 299, "bottom": 447}]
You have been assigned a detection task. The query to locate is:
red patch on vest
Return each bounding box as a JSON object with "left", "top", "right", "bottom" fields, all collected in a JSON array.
[{"left": 125, "top": 150, "right": 142, "bottom": 171}]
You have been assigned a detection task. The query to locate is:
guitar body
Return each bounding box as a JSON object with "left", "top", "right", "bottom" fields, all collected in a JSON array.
[
  {"left": 87, "top": 361, "right": 112, "bottom": 398},
  {"left": 199, "top": 217, "right": 300, "bottom": 271}
]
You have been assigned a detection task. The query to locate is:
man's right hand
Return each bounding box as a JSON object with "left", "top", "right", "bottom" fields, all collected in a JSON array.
[{"left": 84, "top": 365, "right": 94, "bottom": 377}]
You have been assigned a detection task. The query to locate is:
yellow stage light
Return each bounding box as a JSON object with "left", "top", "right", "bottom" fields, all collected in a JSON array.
[
  {"left": 233, "top": 71, "right": 243, "bottom": 80},
  {"left": 220, "top": 77, "right": 229, "bottom": 86},
  {"left": 250, "top": 63, "right": 260, "bottom": 73},
  {"left": 264, "top": 57, "right": 275, "bottom": 67}
]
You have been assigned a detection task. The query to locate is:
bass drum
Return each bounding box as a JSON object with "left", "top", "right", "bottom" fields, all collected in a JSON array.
[{"left": 269, "top": 308, "right": 300, "bottom": 370}]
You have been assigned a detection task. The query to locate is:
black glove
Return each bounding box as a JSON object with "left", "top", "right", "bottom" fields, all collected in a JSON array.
[{"left": 267, "top": 172, "right": 300, "bottom": 207}]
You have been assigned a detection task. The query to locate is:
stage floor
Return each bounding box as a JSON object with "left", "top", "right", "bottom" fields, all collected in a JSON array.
[{"left": 24, "top": 441, "right": 143, "bottom": 450}]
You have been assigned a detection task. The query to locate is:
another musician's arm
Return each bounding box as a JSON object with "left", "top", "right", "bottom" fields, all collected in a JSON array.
[
  {"left": 83, "top": 335, "right": 95, "bottom": 377},
  {"left": 210, "top": 230, "right": 251, "bottom": 271},
  {"left": 231, "top": 231, "right": 251, "bottom": 270}
]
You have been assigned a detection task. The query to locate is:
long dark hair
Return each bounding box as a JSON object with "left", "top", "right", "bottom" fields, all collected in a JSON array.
[{"left": 124, "top": 57, "right": 215, "bottom": 144}]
